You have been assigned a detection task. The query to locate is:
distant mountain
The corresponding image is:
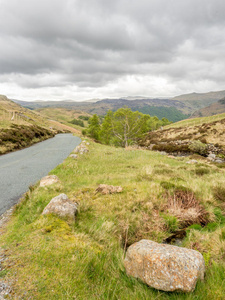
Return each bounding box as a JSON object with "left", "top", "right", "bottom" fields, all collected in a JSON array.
[
  {"left": 172, "top": 90, "right": 225, "bottom": 111},
  {"left": 191, "top": 97, "right": 225, "bottom": 118},
  {"left": 14, "top": 98, "right": 191, "bottom": 122},
  {"left": 13, "top": 90, "right": 225, "bottom": 122}
]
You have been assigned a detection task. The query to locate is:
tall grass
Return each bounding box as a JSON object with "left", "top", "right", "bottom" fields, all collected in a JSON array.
[{"left": 0, "top": 141, "right": 225, "bottom": 299}]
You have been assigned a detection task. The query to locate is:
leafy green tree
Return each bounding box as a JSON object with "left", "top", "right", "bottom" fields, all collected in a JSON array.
[
  {"left": 110, "top": 107, "right": 150, "bottom": 147},
  {"left": 86, "top": 108, "right": 172, "bottom": 146},
  {"left": 100, "top": 110, "right": 113, "bottom": 144},
  {"left": 87, "top": 114, "right": 100, "bottom": 140}
]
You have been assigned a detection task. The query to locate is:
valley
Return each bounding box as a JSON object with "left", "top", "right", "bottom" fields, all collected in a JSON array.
[{"left": 0, "top": 92, "right": 225, "bottom": 299}]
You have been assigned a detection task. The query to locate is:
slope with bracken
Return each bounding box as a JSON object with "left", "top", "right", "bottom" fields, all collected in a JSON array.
[
  {"left": 139, "top": 112, "right": 225, "bottom": 157},
  {"left": 191, "top": 97, "right": 225, "bottom": 118},
  {"left": 0, "top": 95, "right": 80, "bottom": 154}
]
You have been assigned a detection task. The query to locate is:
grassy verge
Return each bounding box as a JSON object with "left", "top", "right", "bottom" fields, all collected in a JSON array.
[{"left": 0, "top": 141, "right": 225, "bottom": 299}]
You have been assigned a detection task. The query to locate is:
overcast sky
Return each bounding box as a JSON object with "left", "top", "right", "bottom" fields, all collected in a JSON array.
[{"left": 0, "top": 0, "right": 225, "bottom": 101}]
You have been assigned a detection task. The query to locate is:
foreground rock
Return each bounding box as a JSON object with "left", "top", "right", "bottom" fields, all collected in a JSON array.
[
  {"left": 96, "top": 184, "right": 123, "bottom": 195},
  {"left": 42, "top": 194, "right": 77, "bottom": 220},
  {"left": 124, "top": 239, "right": 205, "bottom": 292},
  {"left": 40, "top": 175, "right": 60, "bottom": 187},
  {"left": 73, "top": 144, "right": 89, "bottom": 155}
]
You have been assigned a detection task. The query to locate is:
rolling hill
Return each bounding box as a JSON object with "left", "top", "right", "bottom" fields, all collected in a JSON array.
[
  {"left": 14, "top": 90, "right": 225, "bottom": 122},
  {"left": 0, "top": 95, "right": 81, "bottom": 154},
  {"left": 191, "top": 97, "right": 225, "bottom": 118},
  {"left": 139, "top": 112, "right": 225, "bottom": 156},
  {"left": 172, "top": 90, "right": 225, "bottom": 112},
  {"left": 14, "top": 98, "right": 191, "bottom": 122}
]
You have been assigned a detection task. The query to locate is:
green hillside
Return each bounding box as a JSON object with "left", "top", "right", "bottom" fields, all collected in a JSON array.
[{"left": 132, "top": 106, "right": 189, "bottom": 122}]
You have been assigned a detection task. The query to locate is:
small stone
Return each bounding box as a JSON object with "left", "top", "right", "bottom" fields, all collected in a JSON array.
[
  {"left": 208, "top": 153, "right": 216, "bottom": 160},
  {"left": 70, "top": 154, "right": 78, "bottom": 159},
  {"left": 96, "top": 184, "right": 123, "bottom": 195},
  {"left": 159, "top": 151, "right": 167, "bottom": 155},
  {"left": 42, "top": 193, "right": 77, "bottom": 220},
  {"left": 215, "top": 159, "right": 223, "bottom": 163},
  {"left": 186, "top": 159, "right": 198, "bottom": 164},
  {"left": 124, "top": 239, "right": 205, "bottom": 292},
  {"left": 40, "top": 175, "right": 60, "bottom": 187}
]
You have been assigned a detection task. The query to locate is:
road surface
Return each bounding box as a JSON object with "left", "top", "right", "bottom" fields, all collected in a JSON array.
[{"left": 0, "top": 134, "right": 81, "bottom": 215}]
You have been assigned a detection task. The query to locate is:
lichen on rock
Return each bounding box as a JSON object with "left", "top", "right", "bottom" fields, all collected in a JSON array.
[{"left": 124, "top": 239, "right": 205, "bottom": 292}]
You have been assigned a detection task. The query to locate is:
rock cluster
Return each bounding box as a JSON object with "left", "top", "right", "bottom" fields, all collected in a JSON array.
[
  {"left": 146, "top": 139, "right": 225, "bottom": 162},
  {"left": 124, "top": 239, "right": 205, "bottom": 292},
  {"left": 73, "top": 141, "right": 89, "bottom": 155},
  {"left": 96, "top": 184, "right": 123, "bottom": 195},
  {"left": 207, "top": 153, "right": 224, "bottom": 163},
  {"left": 40, "top": 175, "right": 60, "bottom": 187},
  {"left": 42, "top": 193, "right": 78, "bottom": 220}
]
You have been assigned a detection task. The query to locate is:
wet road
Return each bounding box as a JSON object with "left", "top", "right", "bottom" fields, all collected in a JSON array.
[{"left": 0, "top": 134, "right": 81, "bottom": 215}]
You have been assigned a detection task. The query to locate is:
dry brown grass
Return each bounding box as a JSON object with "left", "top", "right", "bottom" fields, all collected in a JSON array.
[{"left": 164, "top": 190, "right": 209, "bottom": 227}]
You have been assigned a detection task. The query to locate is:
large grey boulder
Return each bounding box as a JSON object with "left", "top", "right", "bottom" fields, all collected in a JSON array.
[
  {"left": 40, "top": 175, "right": 60, "bottom": 187},
  {"left": 42, "top": 194, "right": 77, "bottom": 220},
  {"left": 124, "top": 239, "right": 205, "bottom": 292}
]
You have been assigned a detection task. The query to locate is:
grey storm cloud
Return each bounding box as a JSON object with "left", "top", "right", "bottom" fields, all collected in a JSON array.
[{"left": 0, "top": 0, "right": 225, "bottom": 99}]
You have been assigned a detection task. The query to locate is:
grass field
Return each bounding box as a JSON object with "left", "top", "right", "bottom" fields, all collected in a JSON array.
[
  {"left": 0, "top": 140, "right": 225, "bottom": 299},
  {"left": 36, "top": 107, "right": 91, "bottom": 131}
]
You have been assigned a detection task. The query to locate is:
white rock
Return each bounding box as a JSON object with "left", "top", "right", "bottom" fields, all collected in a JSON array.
[
  {"left": 42, "top": 194, "right": 77, "bottom": 220},
  {"left": 40, "top": 175, "right": 60, "bottom": 187}
]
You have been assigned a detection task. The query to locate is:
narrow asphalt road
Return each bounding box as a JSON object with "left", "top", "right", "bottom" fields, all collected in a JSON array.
[{"left": 0, "top": 134, "right": 81, "bottom": 215}]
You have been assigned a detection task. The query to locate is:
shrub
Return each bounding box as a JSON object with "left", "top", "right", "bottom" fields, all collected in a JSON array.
[
  {"left": 70, "top": 118, "right": 84, "bottom": 127},
  {"left": 78, "top": 115, "right": 90, "bottom": 121},
  {"left": 82, "top": 129, "right": 87, "bottom": 136},
  {"left": 189, "top": 140, "right": 207, "bottom": 156}
]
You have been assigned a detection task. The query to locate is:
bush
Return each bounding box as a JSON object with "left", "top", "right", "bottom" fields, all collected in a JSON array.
[
  {"left": 189, "top": 140, "right": 208, "bottom": 156},
  {"left": 70, "top": 119, "right": 84, "bottom": 127},
  {"left": 78, "top": 115, "right": 90, "bottom": 121}
]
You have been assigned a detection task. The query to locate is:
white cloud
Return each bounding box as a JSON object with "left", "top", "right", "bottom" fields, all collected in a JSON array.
[{"left": 0, "top": 0, "right": 225, "bottom": 100}]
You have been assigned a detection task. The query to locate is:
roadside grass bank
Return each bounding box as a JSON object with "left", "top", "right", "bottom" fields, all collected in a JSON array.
[
  {"left": 0, "top": 141, "right": 225, "bottom": 299},
  {"left": 0, "top": 124, "right": 56, "bottom": 155}
]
